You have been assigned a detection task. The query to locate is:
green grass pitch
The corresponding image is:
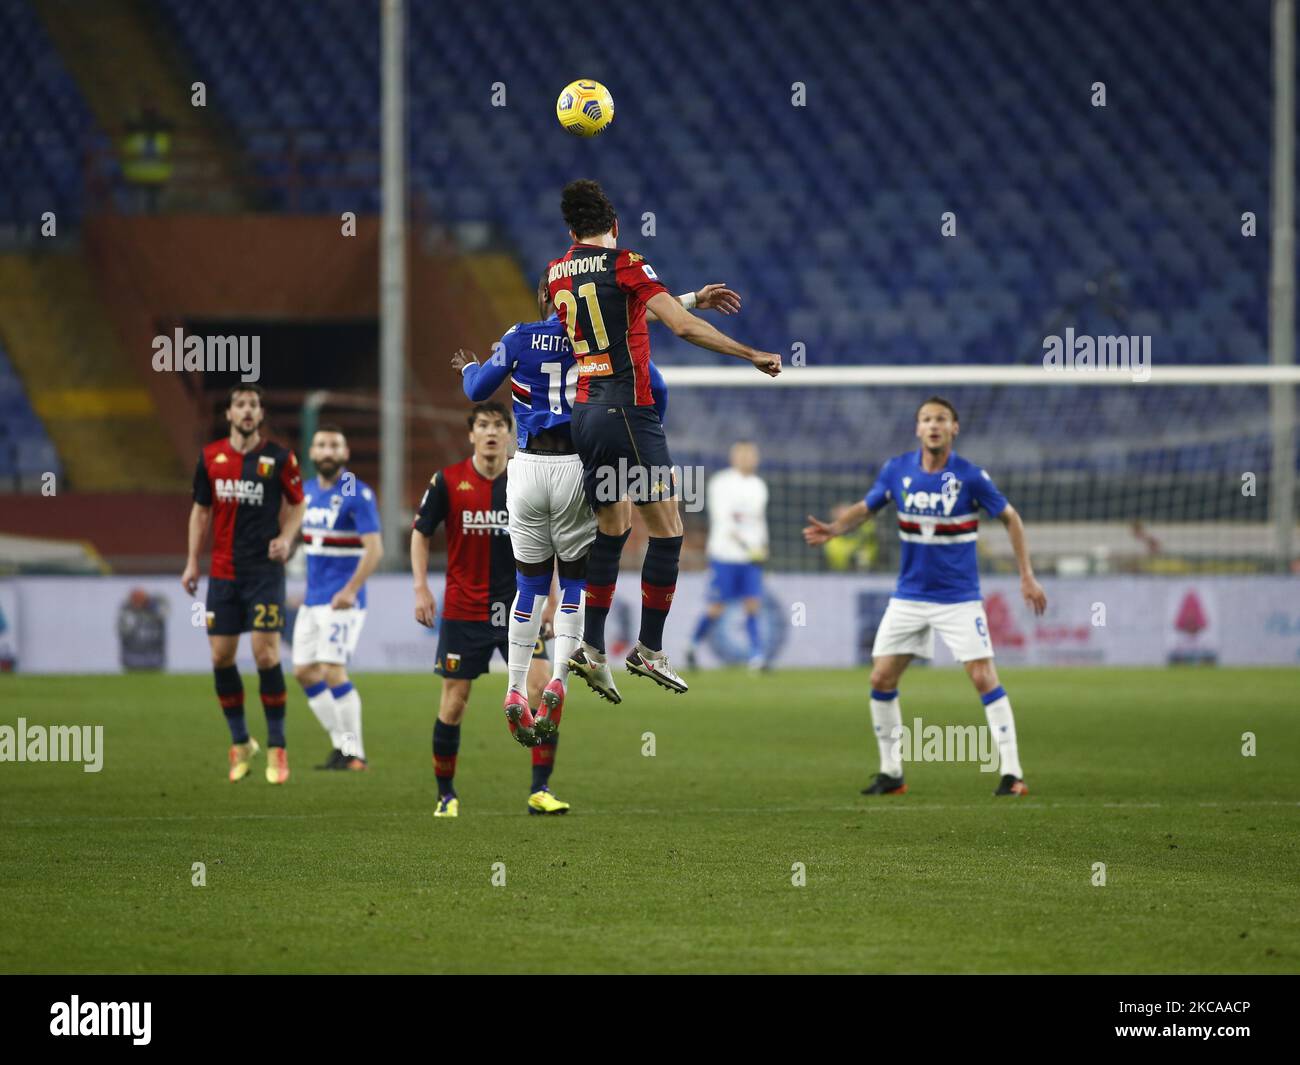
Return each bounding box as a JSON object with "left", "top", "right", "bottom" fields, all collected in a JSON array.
[{"left": 1, "top": 668, "right": 1297, "bottom": 974}]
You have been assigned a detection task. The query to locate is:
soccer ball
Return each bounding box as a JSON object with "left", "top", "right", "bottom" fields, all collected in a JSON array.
[{"left": 556, "top": 79, "right": 614, "bottom": 136}]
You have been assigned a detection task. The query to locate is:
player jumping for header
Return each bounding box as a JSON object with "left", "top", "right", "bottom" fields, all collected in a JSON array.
[
  {"left": 803, "top": 396, "right": 1047, "bottom": 797},
  {"left": 546, "top": 179, "right": 781, "bottom": 700},
  {"left": 454, "top": 271, "right": 740, "bottom": 716}
]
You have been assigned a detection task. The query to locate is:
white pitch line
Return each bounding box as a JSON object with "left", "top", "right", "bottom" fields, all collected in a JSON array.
[{"left": 2, "top": 799, "right": 1297, "bottom": 827}]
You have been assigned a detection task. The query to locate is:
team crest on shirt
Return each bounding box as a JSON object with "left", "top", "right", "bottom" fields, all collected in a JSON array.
[
  {"left": 940, "top": 472, "right": 962, "bottom": 511},
  {"left": 257, "top": 455, "right": 276, "bottom": 479}
]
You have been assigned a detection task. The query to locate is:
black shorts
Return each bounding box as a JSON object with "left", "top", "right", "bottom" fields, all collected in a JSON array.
[
  {"left": 571, "top": 402, "right": 676, "bottom": 508},
  {"left": 206, "top": 569, "right": 287, "bottom": 636},
  {"left": 435, "top": 617, "right": 548, "bottom": 680}
]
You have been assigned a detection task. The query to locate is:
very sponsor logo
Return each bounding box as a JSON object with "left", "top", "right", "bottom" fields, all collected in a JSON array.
[
  {"left": 305, "top": 497, "right": 341, "bottom": 529},
  {"left": 902, "top": 472, "right": 962, "bottom": 515}
]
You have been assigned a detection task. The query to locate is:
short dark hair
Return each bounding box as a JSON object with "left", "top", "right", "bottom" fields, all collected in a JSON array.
[
  {"left": 916, "top": 395, "right": 958, "bottom": 422},
  {"left": 467, "top": 401, "right": 512, "bottom": 430},
  {"left": 314, "top": 422, "right": 347, "bottom": 440},
  {"left": 561, "top": 179, "right": 617, "bottom": 240},
  {"left": 227, "top": 383, "right": 264, "bottom": 408}
]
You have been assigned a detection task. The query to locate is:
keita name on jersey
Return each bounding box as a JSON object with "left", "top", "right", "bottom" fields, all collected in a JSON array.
[
  {"left": 549, "top": 253, "right": 608, "bottom": 280},
  {"left": 462, "top": 508, "right": 509, "bottom": 533},
  {"left": 530, "top": 331, "right": 567, "bottom": 351},
  {"left": 215, "top": 478, "right": 265, "bottom": 505}
]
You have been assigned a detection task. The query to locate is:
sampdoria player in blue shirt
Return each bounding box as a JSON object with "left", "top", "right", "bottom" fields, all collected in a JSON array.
[
  {"left": 292, "top": 426, "right": 383, "bottom": 771},
  {"left": 804, "top": 396, "right": 1047, "bottom": 798}
]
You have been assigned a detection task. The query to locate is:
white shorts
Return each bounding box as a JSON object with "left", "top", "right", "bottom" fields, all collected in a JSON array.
[
  {"left": 291, "top": 604, "right": 366, "bottom": 666},
  {"left": 506, "top": 452, "right": 596, "bottom": 564},
  {"left": 871, "top": 597, "right": 994, "bottom": 662}
]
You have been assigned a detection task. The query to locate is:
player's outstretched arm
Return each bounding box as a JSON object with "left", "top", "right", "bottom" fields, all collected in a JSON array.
[
  {"left": 181, "top": 502, "right": 211, "bottom": 594},
  {"left": 645, "top": 283, "right": 741, "bottom": 322},
  {"left": 645, "top": 291, "right": 781, "bottom": 376},
  {"left": 998, "top": 504, "right": 1047, "bottom": 615},
  {"left": 453, "top": 346, "right": 511, "bottom": 401},
  {"left": 410, "top": 529, "right": 438, "bottom": 627},
  {"left": 803, "top": 501, "right": 872, "bottom": 546}
]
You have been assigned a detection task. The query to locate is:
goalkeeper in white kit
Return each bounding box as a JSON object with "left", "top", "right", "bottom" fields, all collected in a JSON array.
[{"left": 687, "top": 440, "right": 770, "bottom": 671}]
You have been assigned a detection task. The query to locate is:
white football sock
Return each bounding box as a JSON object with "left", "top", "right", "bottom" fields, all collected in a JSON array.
[
  {"left": 869, "top": 692, "right": 904, "bottom": 777},
  {"left": 333, "top": 684, "right": 364, "bottom": 760},
  {"left": 982, "top": 689, "right": 1023, "bottom": 779},
  {"left": 508, "top": 588, "right": 545, "bottom": 694},
  {"left": 551, "top": 596, "right": 583, "bottom": 684},
  {"left": 306, "top": 685, "right": 345, "bottom": 750}
]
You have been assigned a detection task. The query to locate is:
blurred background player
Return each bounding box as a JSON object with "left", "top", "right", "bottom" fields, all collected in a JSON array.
[
  {"left": 803, "top": 396, "right": 1048, "bottom": 798},
  {"left": 548, "top": 179, "right": 782, "bottom": 699},
  {"left": 455, "top": 272, "right": 738, "bottom": 710},
  {"left": 292, "top": 425, "right": 383, "bottom": 771},
  {"left": 687, "top": 440, "right": 770, "bottom": 671},
  {"left": 823, "top": 503, "right": 878, "bottom": 572},
  {"left": 181, "top": 384, "right": 305, "bottom": 785},
  {"left": 411, "top": 402, "right": 561, "bottom": 818}
]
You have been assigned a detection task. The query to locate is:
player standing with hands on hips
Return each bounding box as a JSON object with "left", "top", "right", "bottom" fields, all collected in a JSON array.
[{"left": 804, "top": 397, "right": 1047, "bottom": 797}]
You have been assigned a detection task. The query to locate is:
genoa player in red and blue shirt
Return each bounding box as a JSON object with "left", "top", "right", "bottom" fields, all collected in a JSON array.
[
  {"left": 546, "top": 179, "right": 781, "bottom": 701},
  {"left": 182, "top": 384, "right": 305, "bottom": 785},
  {"left": 411, "top": 402, "right": 561, "bottom": 818}
]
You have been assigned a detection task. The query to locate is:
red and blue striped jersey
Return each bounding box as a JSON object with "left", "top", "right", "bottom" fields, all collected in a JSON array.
[
  {"left": 545, "top": 242, "right": 668, "bottom": 406},
  {"left": 412, "top": 456, "right": 515, "bottom": 621},
  {"left": 192, "top": 438, "right": 304, "bottom": 580}
]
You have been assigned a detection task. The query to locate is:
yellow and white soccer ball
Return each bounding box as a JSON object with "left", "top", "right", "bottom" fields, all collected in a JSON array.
[{"left": 556, "top": 79, "right": 614, "bottom": 137}]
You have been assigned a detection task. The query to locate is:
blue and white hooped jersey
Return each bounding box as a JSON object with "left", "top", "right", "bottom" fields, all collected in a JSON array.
[
  {"left": 864, "top": 449, "right": 1008, "bottom": 604},
  {"left": 301, "top": 471, "right": 381, "bottom": 608},
  {"left": 462, "top": 312, "right": 667, "bottom": 449}
]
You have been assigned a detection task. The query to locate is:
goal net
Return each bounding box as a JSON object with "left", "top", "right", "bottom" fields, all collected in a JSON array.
[{"left": 657, "top": 366, "right": 1300, "bottom": 579}]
